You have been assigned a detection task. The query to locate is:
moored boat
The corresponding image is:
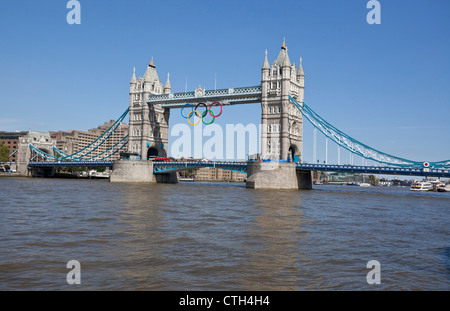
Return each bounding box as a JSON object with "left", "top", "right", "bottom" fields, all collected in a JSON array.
[
  {"left": 410, "top": 181, "right": 433, "bottom": 191},
  {"left": 436, "top": 183, "right": 450, "bottom": 192}
]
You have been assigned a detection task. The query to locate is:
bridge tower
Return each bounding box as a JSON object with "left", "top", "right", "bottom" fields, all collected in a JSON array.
[
  {"left": 16, "top": 131, "right": 56, "bottom": 176},
  {"left": 261, "top": 39, "right": 304, "bottom": 161},
  {"left": 128, "top": 58, "right": 171, "bottom": 160},
  {"left": 247, "top": 40, "right": 311, "bottom": 190}
]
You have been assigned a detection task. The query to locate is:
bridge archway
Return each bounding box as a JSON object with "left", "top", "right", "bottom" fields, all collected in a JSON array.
[
  {"left": 147, "top": 146, "right": 167, "bottom": 160},
  {"left": 30, "top": 147, "right": 53, "bottom": 162},
  {"left": 289, "top": 145, "right": 299, "bottom": 163}
]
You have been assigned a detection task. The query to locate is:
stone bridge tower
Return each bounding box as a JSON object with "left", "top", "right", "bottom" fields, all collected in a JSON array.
[
  {"left": 260, "top": 40, "right": 304, "bottom": 161},
  {"left": 128, "top": 58, "right": 171, "bottom": 160},
  {"left": 16, "top": 131, "right": 55, "bottom": 176}
]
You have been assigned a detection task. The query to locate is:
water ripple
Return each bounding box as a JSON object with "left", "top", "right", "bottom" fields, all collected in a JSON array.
[{"left": 0, "top": 178, "right": 448, "bottom": 290}]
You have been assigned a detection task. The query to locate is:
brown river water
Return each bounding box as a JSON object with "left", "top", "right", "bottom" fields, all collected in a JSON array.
[{"left": 0, "top": 177, "right": 449, "bottom": 290}]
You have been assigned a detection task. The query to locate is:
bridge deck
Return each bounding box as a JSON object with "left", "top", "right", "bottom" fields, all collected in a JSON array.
[
  {"left": 147, "top": 86, "right": 262, "bottom": 108},
  {"left": 27, "top": 161, "right": 450, "bottom": 178},
  {"left": 296, "top": 163, "right": 450, "bottom": 178},
  {"left": 28, "top": 161, "right": 114, "bottom": 167}
]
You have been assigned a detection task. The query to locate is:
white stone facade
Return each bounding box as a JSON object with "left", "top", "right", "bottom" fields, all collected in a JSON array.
[
  {"left": 128, "top": 58, "right": 171, "bottom": 160},
  {"left": 261, "top": 40, "right": 304, "bottom": 161}
]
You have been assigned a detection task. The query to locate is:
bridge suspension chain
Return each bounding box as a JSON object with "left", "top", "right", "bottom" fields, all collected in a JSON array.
[
  {"left": 30, "top": 108, "right": 129, "bottom": 163},
  {"left": 56, "top": 108, "right": 129, "bottom": 161},
  {"left": 289, "top": 95, "right": 449, "bottom": 169}
]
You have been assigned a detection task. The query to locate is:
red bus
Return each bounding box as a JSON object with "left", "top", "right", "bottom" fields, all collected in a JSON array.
[{"left": 154, "top": 157, "right": 170, "bottom": 162}]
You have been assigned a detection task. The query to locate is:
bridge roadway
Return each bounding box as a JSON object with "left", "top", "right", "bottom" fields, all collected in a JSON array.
[{"left": 27, "top": 161, "right": 450, "bottom": 178}]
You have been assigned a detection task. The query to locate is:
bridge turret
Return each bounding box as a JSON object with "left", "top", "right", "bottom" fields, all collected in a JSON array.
[
  {"left": 260, "top": 50, "right": 270, "bottom": 157},
  {"left": 164, "top": 73, "right": 171, "bottom": 94},
  {"left": 297, "top": 58, "right": 305, "bottom": 103},
  {"left": 281, "top": 41, "right": 292, "bottom": 161},
  {"left": 130, "top": 67, "right": 137, "bottom": 92}
]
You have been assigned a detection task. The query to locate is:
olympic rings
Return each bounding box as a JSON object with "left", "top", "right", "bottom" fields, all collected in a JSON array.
[
  {"left": 181, "top": 104, "right": 193, "bottom": 119},
  {"left": 182, "top": 102, "right": 223, "bottom": 126},
  {"left": 195, "top": 103, "right": 208, "bottom": 116},
  {"left": 187, "top": 110, "right": 201, "bottom": 126},
  {"left": 209, "top": 102, "right": 223, "bottom": 117},
  {"left": 201, "top": 109, "right": 215, "bottom": 125}
]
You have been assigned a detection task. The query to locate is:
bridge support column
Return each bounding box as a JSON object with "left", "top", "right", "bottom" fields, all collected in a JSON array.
[
  {"left": 29, "top": 167, "right": 56, "bottom": 178},
  {"left": 296, "top": 169, "right": 313, "bottom": 190},
  {"left": 110, "top": 160, "right": 156, "bottom": 183},
  {"left": 17, "top": 161, "right": 29, "bottom": 176},
  {"left": 155, "top": 172, "right": 179, "bottom": 184},
  {"left": 246, "top": 161, "right": 312, "bottom": 190}
]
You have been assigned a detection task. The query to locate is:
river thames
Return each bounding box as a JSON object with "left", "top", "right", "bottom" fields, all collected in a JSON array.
[{"left": 0, "top": 177, "right": 449, "bottom": 290}]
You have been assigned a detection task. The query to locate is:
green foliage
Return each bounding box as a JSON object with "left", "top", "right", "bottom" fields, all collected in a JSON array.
[
  {"left": 368, "top": 175, "right": 378, "bottom": 185},
  {"left": 0, "top": 142, "right": 10, "bottom": 162}
]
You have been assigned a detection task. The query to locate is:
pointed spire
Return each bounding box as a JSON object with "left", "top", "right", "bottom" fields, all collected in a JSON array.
[
  {"left": 149, "top": 56, "right": 155, "bottom": 68},
  {"left": 165, "top": 73, "right": 171, "bottom": 89},
  {"left": 262, "top": 49, "right": 269, "bottom": 69},
  {"left": 281, "top": 37, "right": 287, "bottom": 50},
  {"left": 297, "top": 57, "right": 304, "bottom": 76},
  {"left": 275, "top": 38, "right": 290, "bottom": 67},
  {"left": 143, "top": 57, "right": 159, "bottom": 82},
  {"left": 130, "top": 67, "right": 136, "bottom": 84}
]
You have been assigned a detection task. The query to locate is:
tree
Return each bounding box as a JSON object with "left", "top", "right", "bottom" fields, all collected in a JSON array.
[
  {"left": 368, "top": 175, "right": 378, "bottom": 185},
  {"left": 0, "top": 142, "right": 10, "bottom": 162}
]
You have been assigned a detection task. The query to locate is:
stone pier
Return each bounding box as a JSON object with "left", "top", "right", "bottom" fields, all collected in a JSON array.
[
  {"left": 246, "top": 161, "right": 312, "bottom": 190},
  {"left": 109, "top": 160, "right": 178, "bottom": 184},
  {"left": 110, "top": 160, "right": 156, "bottom": 183}
]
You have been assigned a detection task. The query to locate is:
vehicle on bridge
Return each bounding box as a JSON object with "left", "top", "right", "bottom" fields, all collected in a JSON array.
[{"left": 154, "top": 157, "right": 170, "bottom": 162}]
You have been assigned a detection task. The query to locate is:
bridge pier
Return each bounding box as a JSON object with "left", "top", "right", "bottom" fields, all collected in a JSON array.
[
  {"left": 110, "top": 160, "right": 156, "bottom": 183},
  {"left": 246, "top": 161, "right": 313, "bottom": 190},
  {"left": 29, "top": 167, "right": 56, "bottom": 178},
  {"left": 109, "top": 160, "right": 179, "bottom": 184},
  {"left": 296, "top": 169, "right": 313, "bottom": 190},
  {"left": 155, "top": 172, "right": 179, "bottom": 184}
]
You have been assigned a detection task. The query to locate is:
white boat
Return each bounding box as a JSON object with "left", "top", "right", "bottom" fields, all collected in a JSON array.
[
  {"left": 179, "top": 177, "right": 194, "bottom": 182},
  {"left": 410, "top": 181, "right": 433, "bottom": 191},
  {"left": 436, "top": 183, "right": 450, "bottom": 192},
  {"left": 359, "top": 183, "right": 371, "bottom": 187}
]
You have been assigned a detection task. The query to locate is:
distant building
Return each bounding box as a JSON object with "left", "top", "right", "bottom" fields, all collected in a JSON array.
[
  {"left": 326, "top": 172, "right": 371, "bottom": 184},
  {"left": 194, "top": 167, "right": 246, "bottom": 182},
  {"left": 50, "top": 121, "right": 129, "bottom": 161},
  {"left": 0, "top": 131, "right": 33, "bottom": 162}
]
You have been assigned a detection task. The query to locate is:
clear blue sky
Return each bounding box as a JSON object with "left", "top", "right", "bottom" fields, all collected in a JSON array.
[{"left": 0, "top": 0, "right": 449, "bottom": 163}]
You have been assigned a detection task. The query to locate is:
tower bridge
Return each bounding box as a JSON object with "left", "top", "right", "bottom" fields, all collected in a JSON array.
[{"left": 23, "top": 40, "right": 450, "bottom": 188}]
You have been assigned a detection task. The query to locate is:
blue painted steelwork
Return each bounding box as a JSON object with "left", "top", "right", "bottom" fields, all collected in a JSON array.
[
  {"left": 28, "top": 108, "right": 129, "bottom": 166},
  {"left": 78, "top": 135, "right": 128, "bottom": 161},
  {"left": 154, "top": 161, "right": 450, "bottom": 178},
  {"left": 55, "top": 108, "right": 129, "bottom": 161},
  {"left": 289, "top": 95, "right": 450, "bottom": 169},
  {"left": 296, "top": 163, "right": 450, "bottom": 178},
  {"left": 153, "top": 161, "right": 248, "bottom": 174},
  {"left": 29, "top": 144, "right": 59, "bottom": 161},
  {"left": 9, "top": 149, "right": 18, "bottom": 157},
  {"left": 28, "top": 161, "right": 113, "bottom": 167}
]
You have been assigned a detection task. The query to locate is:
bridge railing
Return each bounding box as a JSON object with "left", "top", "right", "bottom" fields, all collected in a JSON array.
[{"left": 296, "top": 163, "right": 450, "bottom": 177}]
